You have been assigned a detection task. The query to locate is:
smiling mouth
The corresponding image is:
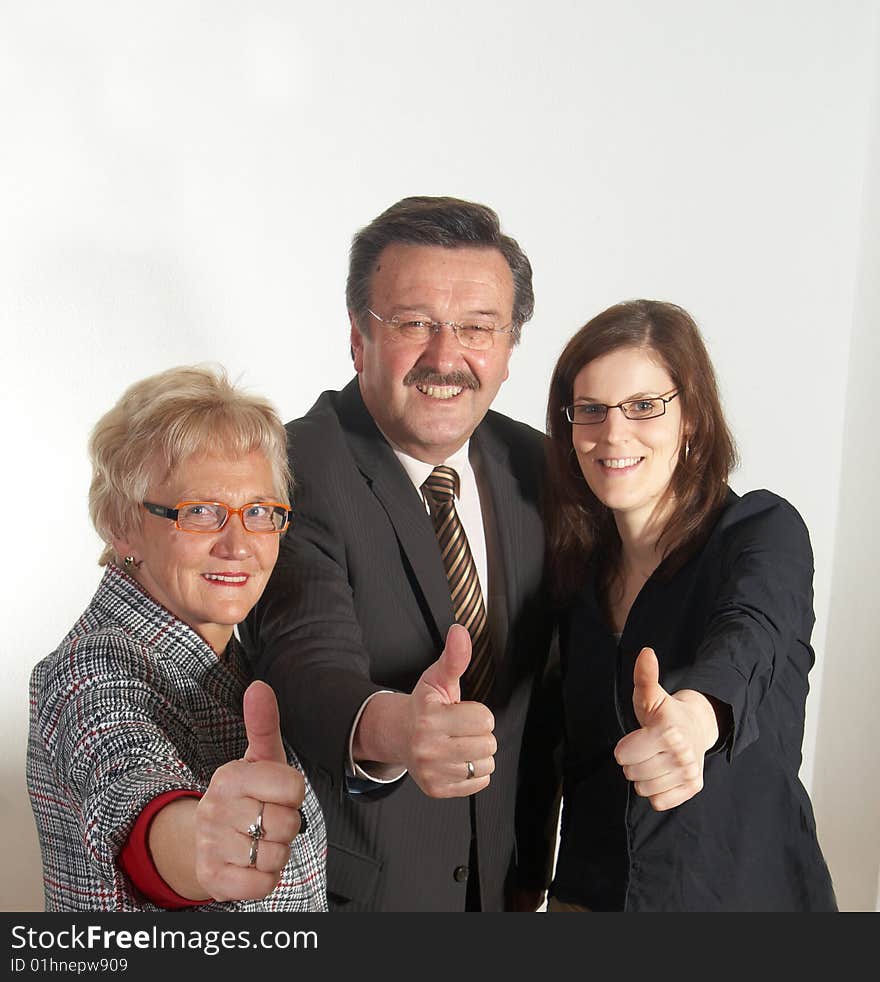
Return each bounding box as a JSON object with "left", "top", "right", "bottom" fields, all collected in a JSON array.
[
  {"left": 415, "top": 383, "right": 464, "bottom": 400},
  {"left": 202, "top": 573, "right": 250, "bottom": 585},
  {"left": 403, "top": 368, "right": 479, "bottom": 398},
  {"left": 599, "top": 456, "right": 644, "bottom": 469}
]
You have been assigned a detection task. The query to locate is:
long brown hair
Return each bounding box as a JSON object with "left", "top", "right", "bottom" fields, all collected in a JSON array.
[{"left": 545, "top": 300, "right": 738, "bottom": 601}]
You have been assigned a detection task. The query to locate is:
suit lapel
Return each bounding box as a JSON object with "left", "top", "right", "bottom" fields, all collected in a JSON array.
[{"left": 338, "top": 380, "right": 454, "bottom": 643}]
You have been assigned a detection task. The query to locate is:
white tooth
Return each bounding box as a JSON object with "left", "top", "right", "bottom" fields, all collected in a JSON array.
[
  {"left": 602, "top": 457, "right": 640, "bottom": 469},
  {"left": 417, "top": 384, "right": 463, "bottom": 400}
]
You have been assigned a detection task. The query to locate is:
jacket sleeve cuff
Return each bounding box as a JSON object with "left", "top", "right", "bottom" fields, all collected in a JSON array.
[{"left": 117, "top": 789, "right": 209, "bottom": 909}]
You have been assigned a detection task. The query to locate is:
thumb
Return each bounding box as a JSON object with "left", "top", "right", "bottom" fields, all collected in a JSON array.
[
  {"left": 243, "top": 680, "right": 287, "bottom": 764},
  {"left": 632, "top": 647, "right": 669, "bottom": 728},
  {"left": 415, "top": 623, "right": 472, "bottom": 705}
]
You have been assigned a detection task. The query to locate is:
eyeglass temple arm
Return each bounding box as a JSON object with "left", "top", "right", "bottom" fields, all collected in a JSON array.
[{"left": 143, "top": 502, "right": 179, "bottom": 520}]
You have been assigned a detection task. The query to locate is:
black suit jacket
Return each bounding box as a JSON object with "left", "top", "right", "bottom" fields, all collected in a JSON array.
[{"left": 243, "top": 379, "right": 559, "bottom": 911}]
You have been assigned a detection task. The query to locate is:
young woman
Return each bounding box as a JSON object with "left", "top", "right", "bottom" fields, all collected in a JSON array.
[{"left": 544, "top": 300, "right": 836, "bottom": 911}]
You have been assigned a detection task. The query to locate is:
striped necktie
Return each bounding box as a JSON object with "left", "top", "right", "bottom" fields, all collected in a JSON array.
[{"left": 422, "top": 465, "right": 494, "bottom": 703}]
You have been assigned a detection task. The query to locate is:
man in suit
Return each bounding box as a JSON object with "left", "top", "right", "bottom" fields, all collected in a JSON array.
[{"left": 243, "top": 196, "right": 560, "bottom": 911}]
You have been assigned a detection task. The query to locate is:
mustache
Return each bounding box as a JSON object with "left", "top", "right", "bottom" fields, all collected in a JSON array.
[{"left": 403, "top": 368, "right": 480, "bottom": 390}]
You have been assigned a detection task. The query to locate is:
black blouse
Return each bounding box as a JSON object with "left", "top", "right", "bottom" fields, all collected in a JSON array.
[{"left": 552, "top": 489, "right": 837, "bottom": 911}]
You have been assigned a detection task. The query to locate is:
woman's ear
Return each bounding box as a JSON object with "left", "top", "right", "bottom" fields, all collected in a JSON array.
[{"left": 111, "top": 532, "right": 137, "bottom": 567}]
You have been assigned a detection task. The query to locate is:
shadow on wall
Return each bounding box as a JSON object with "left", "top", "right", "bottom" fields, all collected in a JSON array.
[{"left": 4, "top": 771, "right": 44, "bottom": 911}]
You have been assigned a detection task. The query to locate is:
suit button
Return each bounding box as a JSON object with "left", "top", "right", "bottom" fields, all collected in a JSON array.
[{"left": 453, "top": 865, "right": 469, "bottom": 883}]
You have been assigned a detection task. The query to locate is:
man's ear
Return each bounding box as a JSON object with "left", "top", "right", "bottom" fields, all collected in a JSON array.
[
  {"left": 349, "top": 312, "right": 365, "bottom": 371},
  {"left": 500, "top": 334, "right": 514, "bottom": 383}
]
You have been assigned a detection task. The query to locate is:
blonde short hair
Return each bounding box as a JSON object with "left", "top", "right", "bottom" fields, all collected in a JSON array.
[{"left": 89, "top": 365, "right": 290, "bottom": 565}]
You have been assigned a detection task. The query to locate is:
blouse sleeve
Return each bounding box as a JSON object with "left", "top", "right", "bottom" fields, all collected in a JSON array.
[{"left": 668, "top": 493, "right": 816, "bottom": 759}]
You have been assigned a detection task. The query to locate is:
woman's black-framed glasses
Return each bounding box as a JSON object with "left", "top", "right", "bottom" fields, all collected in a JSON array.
[
  {"left": 143, "top": 500, "right": 292, "bottom": 533},
  {"left": 564, "top": 390, "right": 680, "bottom": 425}
]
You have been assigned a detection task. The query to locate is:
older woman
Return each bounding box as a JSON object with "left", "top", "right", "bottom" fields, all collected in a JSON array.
[
  {"left": 27, "top": 365, "right": 327, "bottom": 911},
  {"left": 544, "top": 300, "right": 836, "bottom": 911}
]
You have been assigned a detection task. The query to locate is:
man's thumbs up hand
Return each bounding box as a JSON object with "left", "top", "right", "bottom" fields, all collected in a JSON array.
[{"left": 405, "top": 624, "right": 496, "bottom": 798}]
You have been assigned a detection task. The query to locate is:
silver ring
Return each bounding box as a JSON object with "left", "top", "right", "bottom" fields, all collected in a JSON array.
[
  {"left": 246, "top": 801, "right": 265, "bottom": 840},
  {"left": 247, "top": 801, "right": 265, "bottom": 867},
  {"left": 466, "top": 760, "right": 475, "bottom": 779}
]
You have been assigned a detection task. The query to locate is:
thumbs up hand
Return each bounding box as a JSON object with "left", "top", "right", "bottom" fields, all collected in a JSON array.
[
  {"left": 194, "top": 681, "right": 306, "bottom": 901},
  {"left": 405, "top": 624, "right": 496, "bottom": 799},
  {"left": 613, "top": 647, "right": 720, "bottom": 812}
]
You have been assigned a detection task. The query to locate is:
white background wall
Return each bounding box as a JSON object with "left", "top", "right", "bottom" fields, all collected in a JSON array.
[
  {"left": 812, "top": 22, "right": 880, "bottom": 912},
  {"left": 1, "top": 1, "right": 877, "bottom": 911}
]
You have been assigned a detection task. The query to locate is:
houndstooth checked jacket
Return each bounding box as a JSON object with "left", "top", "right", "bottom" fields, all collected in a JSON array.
[{"left": 27, "top": 563, "right": 328, "bottom": 912}]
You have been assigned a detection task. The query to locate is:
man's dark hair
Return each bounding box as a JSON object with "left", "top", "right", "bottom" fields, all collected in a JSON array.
[{"left": 346, "top": 196, "right": 534, "bottom": 343}]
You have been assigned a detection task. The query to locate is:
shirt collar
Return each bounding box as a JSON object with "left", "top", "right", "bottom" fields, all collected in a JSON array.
[{"left": 387, "top": 440, "right": 471, "bottom": 498}]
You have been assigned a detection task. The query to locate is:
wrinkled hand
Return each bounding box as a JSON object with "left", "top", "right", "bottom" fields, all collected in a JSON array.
[
  {"left": 405, "top": 624, "right": 496, "bottom": 798},
  {"left": 194, "top": 680, "right": 305, "bottom": 901},
  {"left": 614, "top": 647, "right": 719, "bottom": 812}
]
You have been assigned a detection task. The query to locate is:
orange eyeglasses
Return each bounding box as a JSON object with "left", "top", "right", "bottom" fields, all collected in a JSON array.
[{"left": 143, "top": 500, "right": 292, "bottom": 533}]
